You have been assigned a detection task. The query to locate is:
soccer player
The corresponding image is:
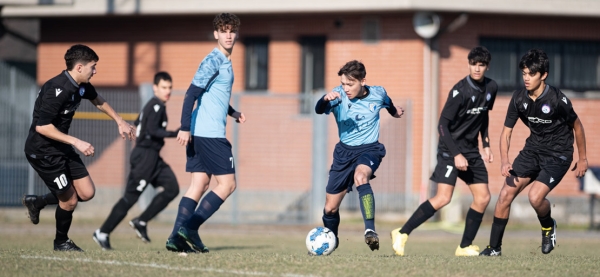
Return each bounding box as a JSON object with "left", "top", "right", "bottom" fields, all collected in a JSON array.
[
  {"left": 391, "top": 46, "right": 498, "bottom": 256},
  {"left": 315, "top": 60, "right": 404, "bottom": 253},
  {"left": 21, "top": 44, "right": 136, "bottom": 251},
  {"left": 93, "top": 72, "right": 181, "bottom": 250},
  {"left": 165, "top": 13, "right": 245, "bottom": 253},
  {"left": 479, "top": 49, "right": 587, "bottom": 256}
]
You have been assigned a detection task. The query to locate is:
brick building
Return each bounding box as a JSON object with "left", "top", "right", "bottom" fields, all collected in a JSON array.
[{"left": 3, "top": 0, "right": 599, "bottom": 223}]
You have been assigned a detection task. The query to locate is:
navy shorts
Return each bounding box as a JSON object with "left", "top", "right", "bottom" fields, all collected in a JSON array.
[
  {"left": 25, "top": 151, "right": 89, "bottom": 195},
  {"left": 326, "top": 141, "right": 386, "bottom": 194},
  {"left": 510, "top": 150, "right": 571, "bottom": 189},
  {"left": 186, "top": 136, "right": 235, "bottom": 175},
  {"left": 430, "top": 151, "right": 488, "bottom": 185}
]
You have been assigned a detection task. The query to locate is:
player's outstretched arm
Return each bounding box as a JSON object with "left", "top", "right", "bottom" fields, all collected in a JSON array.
[
  {"left": 499, "top": 126, "right": 513, "bottom": 177},
  {"left": 90, "top": 95, "right": 136, "bottom": 141},
  {"left": 571, "top": 118, "right": 588, "bottom": 178},
  {"left": 35, "top": 124, "right": 95, "bottom": 156}
]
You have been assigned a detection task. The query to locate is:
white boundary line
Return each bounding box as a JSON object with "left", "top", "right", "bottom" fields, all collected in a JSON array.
[{"left": 20, "top": 255, "right": 317, "bottom": 277}]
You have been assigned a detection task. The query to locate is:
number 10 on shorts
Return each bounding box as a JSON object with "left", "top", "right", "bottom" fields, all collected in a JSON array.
[{"left": 53, "top": 174, "right": 68, "bottom": 189}]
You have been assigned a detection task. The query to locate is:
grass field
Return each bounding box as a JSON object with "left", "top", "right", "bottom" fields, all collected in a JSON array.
[{"left": 1, "top": 211, "right": 600, "bottom": 277}]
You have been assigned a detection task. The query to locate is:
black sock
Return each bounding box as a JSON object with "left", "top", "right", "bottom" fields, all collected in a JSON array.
[
  {"left": 139, "top": 190, "right": 178, "bottom": 223},
  {"left": 55, "top": 206, "right": 74, "bottom": 244},
  {"left": 100, "top": 197, "right": 135, "bottom": 234},
  {"left": 460, "top": 208, "right": 484, "bottom": 248},
  {"left": 489, "top": 216, "right": 509, "bottom": 249},
  {"left": 400, "top": 200, "right": 437, "bottom": 235},
  {"left": 538, "top": 210, "right": 554, "bottom": 229},
  {"left": 322, "top": 210, "right": 340, "bottom": 237},
  {"left": 35, "top": 193, "right": 58, "bottom": 209}
]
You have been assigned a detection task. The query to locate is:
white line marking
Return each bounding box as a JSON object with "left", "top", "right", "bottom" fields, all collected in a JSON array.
[{"left": 20, "top": 255, "right": 317, "bottom": 277}]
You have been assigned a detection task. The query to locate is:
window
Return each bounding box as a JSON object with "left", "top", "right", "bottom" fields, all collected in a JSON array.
[
  {"left": 481, "top": 38, "right": 600, "bottom": 93},
  {"left": 300, "top": 36, "right": 326, "bottom": 114},
  {"left": 362, "top": 17, "right": 380, "bottom": 44},
  {"left": 244, "top": 37, "right": 269, "bottom": 91}
]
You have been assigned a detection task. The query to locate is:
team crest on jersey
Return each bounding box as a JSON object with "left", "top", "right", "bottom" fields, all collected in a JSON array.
[
  {"left": 562, "top": 97, "right": 568, "bottom": 104},
  {"left": 452, "top": 90, "right": 459, "bottom": 98},
  {"left": 471, "top": 96, "right": 476, "bottom": 102},
  {"left": 541, "top": 104, "right": 551, "bottom": 114},
  {"left": 154, "top": 104, "right": 161, "bottom": 112},
  {"left": 79, "top": 87, "right": 85, "bottom": 96},
  {"left": 369, "top": 103, "right": 377, "bottom": 113},
  {"left": 523, "top": 103, "right": 528, "bottom": 109},
  {"left": 486, "top": 93, "right": 491, "bottom": 101}
]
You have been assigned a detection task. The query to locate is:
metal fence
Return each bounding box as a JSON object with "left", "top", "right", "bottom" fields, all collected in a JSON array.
[{"left": 0, "top": 64, "right": 416, "bottom": 224}]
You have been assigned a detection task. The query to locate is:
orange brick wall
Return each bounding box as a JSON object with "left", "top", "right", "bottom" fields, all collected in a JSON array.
[{"left": 37, "top": 13, "right": 600, "bottom": 198}]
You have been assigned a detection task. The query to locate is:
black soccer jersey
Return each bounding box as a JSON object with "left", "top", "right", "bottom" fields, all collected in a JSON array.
[
  {"left": 438, "top": 76, "right": 498, "bottom": 158},
  {"left": 134, "top": 97, "right": 177, "bottom": 151},
  {"left": 504, "top": 85, "right": 578, "bottom": 158},
  {"left": 24, "top": 71, "right": 98, "bottom": 156}
]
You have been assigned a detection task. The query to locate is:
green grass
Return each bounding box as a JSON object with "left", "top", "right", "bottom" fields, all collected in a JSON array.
[{"left": 1, "top": 219, "right": 600, "bottom": 277}]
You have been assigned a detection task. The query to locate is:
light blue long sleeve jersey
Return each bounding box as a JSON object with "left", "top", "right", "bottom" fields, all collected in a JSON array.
[
  {"left": 180, "top": 48, "right": 233, "bottom": 138},
  {"left": 322, "top": 85, "right": 393, "bottom": 146}
]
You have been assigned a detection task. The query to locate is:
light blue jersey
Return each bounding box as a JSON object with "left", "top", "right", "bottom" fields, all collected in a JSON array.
[
  {"left": 181, "top": 48, "right": 234, "bottom": 138},
  {"left": 322, "top": 85, "right": 392, "bottom": 146}
]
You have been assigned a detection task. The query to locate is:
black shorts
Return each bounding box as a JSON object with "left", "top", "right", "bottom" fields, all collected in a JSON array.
[
  {"left": 511, "top": 150, "right": 571, "bottom": 189},
  {"left": 430, "top": 151, "right": 488, "bottom": 185},
  {"left": 326, "top": 141, "right": 386, "bottom": 194},
  {"left": 25, "top": 152, "right": 89, "bottom": 195},
  {"left": 186, "top": 136, "right": 235, "bottom": 175},
  {"left": 125, "top": 147, "right": 177, "bottom": 194}
]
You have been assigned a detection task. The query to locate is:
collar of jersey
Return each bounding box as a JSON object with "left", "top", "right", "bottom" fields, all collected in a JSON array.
[
  {"left": 526, "top": 84, "right": 550, "bottom": 101},
  {"left": 466, "top": 75, "right": 487, "bottom": 92},
  {"left": 63, "top": 70, "right": 79, "bottom": 88}
]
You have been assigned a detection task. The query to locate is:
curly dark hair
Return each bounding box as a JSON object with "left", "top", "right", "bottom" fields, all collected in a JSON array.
[
  {"left": 338, "top": 60, "right": 366, "bottom": 80},
  {"left": 468, "top": 46, "right": 491, "bottom": 65},
  {"left": 213, "top": 13, "right": 241, "bottom": 32}
]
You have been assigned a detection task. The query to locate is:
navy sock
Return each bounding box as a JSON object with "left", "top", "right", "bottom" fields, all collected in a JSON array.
[
  {"left": 460, "top": 208, "right": 484, "bottom": 248},
  {"left": 186, "top": 191, "right": 224, "bottom": 230},
  {"left": 357, "top": 183, "right": 375, "bottom": 231},
  {"left": 538, "top": 210, "right": 554, "bottom": 229},
  {"left": 169, "top": 197, "right": 197, "bottom": 239},
  {"left": 400, "top": 200, "right": 436, "bottom": 235},
  {"left": 490, "top": 216, "right": 509, "bottom": 249},
  {"left": 55, "top": 206, "right": 73, "bottom": 244},
  {"left": 322, "top": 210, "right": 340, "bottom": 237}
]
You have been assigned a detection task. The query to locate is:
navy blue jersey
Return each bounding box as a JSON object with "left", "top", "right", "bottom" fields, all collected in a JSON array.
[
  {"left": 25, "top": 71, "right": 98, "bottom": 156},
  {"left": 504, "top": 85, "right": 578, "bottom": 158},
  {"left": 438, "top": 76, "right": 498, "bottom": 157}
]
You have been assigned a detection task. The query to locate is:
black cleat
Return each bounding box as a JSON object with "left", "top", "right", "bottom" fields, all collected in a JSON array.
[
  {"left": 166, "top": 236, "right": 197, "bottom": 253},
  {"left": 22, "top": 195, "right": 41, "bottom": 225},
  {"left": 129, "top": 218, "right": 151, "bottom": 243},
  {"left": 93, "top": 229, "right": 113, "bottom": 250},
  {"left": 177, "top": 226, "right": 209, "bottom": 253},
  {"left": 54, "top": 239, "right": 84, "bottom": 252},
  {"left": 364, "top": 229, "right": 379, "bottom": 251},
  {"left": 541, "top": 219, "right": 557, "bottom": 254},
  {"left": 479, "top": 245, "right": 502, "bottom": 256}
]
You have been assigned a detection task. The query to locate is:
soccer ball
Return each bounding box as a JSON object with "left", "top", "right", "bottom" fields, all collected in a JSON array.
[{"left": 305, "top": 226, "right": 337, "bottom": 256}]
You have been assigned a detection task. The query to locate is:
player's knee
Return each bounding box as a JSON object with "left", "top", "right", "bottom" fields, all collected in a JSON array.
[
  {"left": 163, "top": 186, "right": 180, "bottom": 200},
  {"left": 497, "top": 190, "right": 514, "bottom": 207},
  {"left": 324, "top": 206, "right": 339, "bottom": 215},
  {"left": 78, "top": 191, "right": 95, "bottom": 202},
  {"left": 475, "top": 193, "right": 491, "bottom": 207},
  {"left": 354, "top": 173, "right": 369, "bottom": 186},
  {"left": 527, "top": 193, "right": 544, "bottom": 208},
  {"left": 123, "top": 192, "right": 141, "bottom": 204}
]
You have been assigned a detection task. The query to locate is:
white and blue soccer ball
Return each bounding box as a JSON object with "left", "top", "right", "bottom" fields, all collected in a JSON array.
[{"left": 306, "top": 226, "right": 337, "bottom": 256}]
